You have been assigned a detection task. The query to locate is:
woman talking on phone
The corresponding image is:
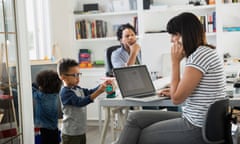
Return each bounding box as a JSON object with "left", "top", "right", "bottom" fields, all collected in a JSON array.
[{"left": 116, "top": 12, "right": 225, "bottom": 144}]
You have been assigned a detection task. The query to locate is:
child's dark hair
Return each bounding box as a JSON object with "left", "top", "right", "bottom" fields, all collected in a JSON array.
[
  {"left": 36, "top": 70, "right": 62, "bottom": 93},
  {"left": 57, "top": 58, "right": 79, "bottom": 75},
  {"left": 116, "top": 23, "right": 136, "bottom": 41}
]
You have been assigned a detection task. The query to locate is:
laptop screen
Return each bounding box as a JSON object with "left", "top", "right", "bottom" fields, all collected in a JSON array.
[{"left": 113, "top": 65, "right": 155, "bottom": 98}]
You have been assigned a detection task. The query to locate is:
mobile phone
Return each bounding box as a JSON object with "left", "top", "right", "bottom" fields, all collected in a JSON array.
[{"left": 178, "top": 36, "right": 182, "bottom": 45}]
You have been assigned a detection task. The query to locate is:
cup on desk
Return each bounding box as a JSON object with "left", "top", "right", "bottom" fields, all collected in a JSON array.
[
  {"left": 101, "top": 77, "right": 117, "bottom": 98},
  {"left": 106, "top": 84, "right": 116, "bottom": 98}
]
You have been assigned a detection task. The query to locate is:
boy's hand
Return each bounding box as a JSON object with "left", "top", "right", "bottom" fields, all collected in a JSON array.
[
  {"left": 98, "top": 80, "right": 113, "bottom": 93},
  {"left": 91, "top": 80, "right": 115, "bottom": 100}
]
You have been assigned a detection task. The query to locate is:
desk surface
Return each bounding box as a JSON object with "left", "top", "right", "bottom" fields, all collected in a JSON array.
[
  {"left": 229, "top": 97, "right": 240, "bottom": 106},
  {"left": 99, "top": 97, "right": 175, "bottom": 107},
  {"left": 100, "top": 96, "right": 240, "bottom": 107}
]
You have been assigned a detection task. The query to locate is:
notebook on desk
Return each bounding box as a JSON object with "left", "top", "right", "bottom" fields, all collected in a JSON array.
[{"left": 113, "top": 65, "right": 169, "bottom": 102}]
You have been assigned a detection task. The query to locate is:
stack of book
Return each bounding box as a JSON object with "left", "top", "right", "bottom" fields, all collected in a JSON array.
[
  {"left": 78, "top": 49, "right": 92, "bottom": 68},
  {"left": 75, "top": 20, "right": 107, "bottom": 39},
  {"left": 198, "top": 11, "right": 216, "bottom": 33}
]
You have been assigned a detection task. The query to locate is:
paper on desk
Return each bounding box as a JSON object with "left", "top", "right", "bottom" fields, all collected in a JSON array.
[{"left": 153, "top": 76, "right": 171, "bottom": 90}]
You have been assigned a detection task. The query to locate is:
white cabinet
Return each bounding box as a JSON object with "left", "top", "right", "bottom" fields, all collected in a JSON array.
[{"left": 79, "top": 68, "right": 106, "bottom": 120}]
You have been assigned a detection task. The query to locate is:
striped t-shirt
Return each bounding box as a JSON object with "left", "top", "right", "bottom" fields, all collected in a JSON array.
[{"left": 182, "top": 46, "right": 225, "bottom": 127}]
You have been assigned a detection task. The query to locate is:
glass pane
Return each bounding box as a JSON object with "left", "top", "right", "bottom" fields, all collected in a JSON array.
[
  {"left": 3, "top": 0, "right": 16, "bottom": 33},
  {"left": 0, "top": 0, "right": 21, "bottom": 143},
  {"left": 0, "top": 1, "right": 3, "bottom": 32},
  {"left": 6, "top": 34, "right": 17, "bottom": 63}
]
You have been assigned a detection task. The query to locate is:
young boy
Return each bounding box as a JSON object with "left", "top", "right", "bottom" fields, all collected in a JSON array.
[
  {"left": 57, "top": 58, "right": 110, "bottom": 144},
  {"left": 32, "top": 70, "right": 62, "bottom": 144}
]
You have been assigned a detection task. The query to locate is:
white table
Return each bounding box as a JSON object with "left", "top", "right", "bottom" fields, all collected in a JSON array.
[{"left": 98, "top": 96, "right": 240, "bottom": 144}]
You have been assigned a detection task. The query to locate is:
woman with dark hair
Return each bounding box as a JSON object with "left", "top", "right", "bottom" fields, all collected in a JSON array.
[
  {"left": 116, "top": 12, "right": 225, "bottom": 144},
  {"left": 111, "top": 23, "right": 141, "bottom": 68}
]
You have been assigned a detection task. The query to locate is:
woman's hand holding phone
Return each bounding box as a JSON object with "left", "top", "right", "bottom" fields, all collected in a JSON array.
[{"left": 171, "top": 37, "right": 185, "bottom": 63}]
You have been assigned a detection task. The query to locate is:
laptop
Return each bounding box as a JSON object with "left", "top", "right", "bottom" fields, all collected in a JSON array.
[{"left": 113, "top": 65, "right": 169, "bottom": 102}]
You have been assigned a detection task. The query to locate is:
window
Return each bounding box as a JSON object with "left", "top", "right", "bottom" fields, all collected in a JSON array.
[{"left": 25, "top": 0, "right": 51, "bottom": 60}]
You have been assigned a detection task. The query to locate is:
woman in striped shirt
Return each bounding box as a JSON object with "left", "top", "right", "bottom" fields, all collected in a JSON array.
[{"left": 116, "top": 12, "right": 225, "bottom": 144}]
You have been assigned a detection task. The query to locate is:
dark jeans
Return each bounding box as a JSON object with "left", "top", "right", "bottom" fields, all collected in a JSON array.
[
  {"left": 40, "top": 128, "right": 59, "bottom": 144},
  {"left": 62, "top": 133, "right": 86, "bottom": 144}
]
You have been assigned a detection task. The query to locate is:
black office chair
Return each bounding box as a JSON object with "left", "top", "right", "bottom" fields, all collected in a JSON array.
[
  {"left": 202, "top": 99, "right": 233, "bottom": 144},
  {"left": 105, "top": 45, "right": 120, "bottom": 77}
]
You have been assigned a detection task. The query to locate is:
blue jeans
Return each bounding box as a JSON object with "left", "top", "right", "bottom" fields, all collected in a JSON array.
[{"left": 117, "top": 110, "right": 206, "bottom": 144}]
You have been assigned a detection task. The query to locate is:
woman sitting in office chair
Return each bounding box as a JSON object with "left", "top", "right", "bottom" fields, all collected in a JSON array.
[{"left": 116, "top": 12, "right": 225, "bottom": 144}]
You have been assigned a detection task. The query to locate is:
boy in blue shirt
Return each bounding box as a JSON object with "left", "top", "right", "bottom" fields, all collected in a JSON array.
[{"left": 57, "top": 58, "right": 111, "bottom": 144}]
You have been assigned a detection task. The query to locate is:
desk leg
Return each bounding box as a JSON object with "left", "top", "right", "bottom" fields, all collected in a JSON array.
[
  {"left": 99, "top": 101, "right": 102, "bottom": 133},
  {"left": 100, "top": 107, "right": 110, "bottom": 144}
]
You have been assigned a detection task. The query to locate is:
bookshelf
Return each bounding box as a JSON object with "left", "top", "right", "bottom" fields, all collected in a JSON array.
[
  {"left": 71, "top": 0, "right": 240, "bottom": 120},
  {"left": 72, "top": 0, "right": 138, "bottom": 65}
]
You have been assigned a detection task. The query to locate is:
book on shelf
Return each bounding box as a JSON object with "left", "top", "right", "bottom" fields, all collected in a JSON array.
[
  {"left": 223, "top": 27, "right": 240, "bottom": 32},
  {"left": 75, "top": 22, "right": 81, "bottom": 39},
  {"left": 133, "top": 16, "right": 138, "bottom": 35},
  {"left": 91, "top": 21, "right": 96, "bottom": 38},
  {"left": 96, "top": 20, "right": 103, "bottom": 38},
  {"left": 207, "top": 14, "right": 213, "bottom": 33},
  {"left": 222, "top": 0, "right": 240, "bottom": 3},
  {"left": 212, "top": 11, "right": 216, "bottom": 32},
  {"left": 198, "top": 11, "right": 216, "bottom": 33},
  {"left": 75, "top": 19, "right": 108, "bottom": 39},
  {"left": 199, "top": 15, "right": 207, "bottom": 32}
]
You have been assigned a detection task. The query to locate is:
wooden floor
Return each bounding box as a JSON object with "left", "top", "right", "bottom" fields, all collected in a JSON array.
[{"left": 86, "top": 125, "right": 117, "bottom": 144}]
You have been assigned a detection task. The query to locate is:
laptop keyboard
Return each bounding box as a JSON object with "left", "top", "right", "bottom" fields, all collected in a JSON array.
[{"left": 136, "top": 94, "right": 156, "bottom": 98}]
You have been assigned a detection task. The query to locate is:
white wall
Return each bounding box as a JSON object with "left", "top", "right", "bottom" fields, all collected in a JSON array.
[{"left": 49, "top": 0, "right": 74, "bottom": 58}]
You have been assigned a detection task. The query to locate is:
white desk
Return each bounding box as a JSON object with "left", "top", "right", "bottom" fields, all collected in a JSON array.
[{"left": 98, "top": 96, "right": 240, "bottom": 144}]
